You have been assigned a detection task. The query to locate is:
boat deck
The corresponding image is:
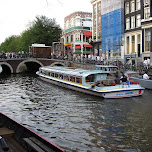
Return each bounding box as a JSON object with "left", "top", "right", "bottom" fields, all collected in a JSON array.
[{"left": 0, "top": 128, "right": 26, "bottom": 152}]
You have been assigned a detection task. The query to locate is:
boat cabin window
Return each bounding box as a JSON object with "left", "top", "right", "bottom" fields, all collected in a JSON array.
[
  {"left": 103, "top": 67, "right": 107, "bottom": 71},
  {"left": 112, "top": 68, "right": 116, "bottom": 71},
  {"left": 86, "top": 74, "right": 95, "bottom": 82},
  {"left": 64, "top": 75, "right": 69, "bottom": 81},
  {"left": 51, "top": 73, "right": 54, "bottom": 77},
  {"left": 44, "top": 71, "right": 48, "bottom": 75},
  {"left": 59, "top": 74, "right": 63, "bottom": 79},
  {"left": 55, "top": 73, "right": 58, "bottom": 78},
  {"left": 70, "top": 76, "right": 75, "bottom": 82},
  {"left": 76, "top": 77, "right": 82, "bottom": 84}
]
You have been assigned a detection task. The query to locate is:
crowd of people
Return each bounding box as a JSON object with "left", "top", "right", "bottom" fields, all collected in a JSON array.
[{"left": 0, "top": 51, "right": 32, "bottom": 59}]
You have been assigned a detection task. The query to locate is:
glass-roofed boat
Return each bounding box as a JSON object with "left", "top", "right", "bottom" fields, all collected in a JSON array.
[{"left": 36, "top": 66, "right": 144, "bottom": 99}]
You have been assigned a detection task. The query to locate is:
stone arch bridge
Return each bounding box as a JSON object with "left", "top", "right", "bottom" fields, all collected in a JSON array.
[{"left": 0, "top": 58, "right": 72, "bottom": 74}]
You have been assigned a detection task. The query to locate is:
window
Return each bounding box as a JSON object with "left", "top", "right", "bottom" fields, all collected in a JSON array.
[
  {"left": 75, "top": 33, "right": 80, "bottom": 41},
  {"left": 126, "top": 18, "right": 130, "bottom": 30},
  {"left": 94, "top": 5, "right": 96, "bottom": 15},
  {"left": 59, "top": 74, "right": 63, "bottom": 79},
  {"left": 98, "top": 3, "right": 101, "bottom": 13},
  {"left": 98, "top": 16, "right": 101, "bottom": 25},
  {"left": 136, "top": 14, "right": 141, "bottom": 27},
  {"left": 131, "top": 16, "right": 135, "bottom": 28},
  {"left": 66, "top": 36, "right": 68, "bottom": 43},
  {"left": 130, "top": 0, "right": 135, "bottom": 12},
  {"left": 144, "top": 7, "right": 150, "bottom": 19},
  {"left": 125, "top": 2, "right": 129, "bottom": 14},
  {"left": 70, "top": 76, "right": 75, "bottom": 82},
  {"left": 94, "top": 18, "right": 96, "bottom": 27},
  {"left": 75, "top": 18, "right": 81, "bottom": 26},
  {"left": 136, "top": 0, "right": 141, "bottom": 10},
  {"left": 137, "top": 34, "right": 141, "bottom": 44},
  {"left": 76, "top": 77, "right": 82, "bottom": 84},
  {"left": 132, "top": 35, "right": 135, "bottom": 53},
  {"left": 71, "top": 18, "right": 74, "bottom": 27},
  {"left": 66, "top": 21, "right": 69, "bottom": 29},
  {"left": 127, "top": 36, "right": 130, "bottom": 54},
  {"left": 145, "top": 29, "right": 151, "bottom": 52},
  {"left": 144, "top": 0, "right": 150, "bottom": 6},
  {"left": 64, "top": 75, "right": 69, "bottom": 81},
  {"left": 71, "top": 35, "right": 73, "bottom": 42}
]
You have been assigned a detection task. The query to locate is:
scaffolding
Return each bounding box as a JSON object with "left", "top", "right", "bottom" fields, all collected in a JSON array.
[{"left": 101, "top": 0, "right": 124, "bottom": 53}]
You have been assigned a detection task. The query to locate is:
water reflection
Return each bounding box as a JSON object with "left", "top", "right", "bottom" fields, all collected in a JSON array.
[{"left": 0, "top": 74, "right": 152, "bottom": 152}]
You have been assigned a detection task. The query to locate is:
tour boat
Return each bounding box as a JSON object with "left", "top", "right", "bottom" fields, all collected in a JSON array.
[
  {"left": 0, "top": 112, "right": 66, "bottom": 152},
  {"left": 36, "top": 66, "right": 144, "bottom": 99}
]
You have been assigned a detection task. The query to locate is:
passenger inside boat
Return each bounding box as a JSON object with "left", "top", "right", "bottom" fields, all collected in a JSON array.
[
  {"left": 97, "top": 81, "right": 104, "bottom": 87},
  {"left": 85, "top": 74, "right": 95, "bottom": 83}
]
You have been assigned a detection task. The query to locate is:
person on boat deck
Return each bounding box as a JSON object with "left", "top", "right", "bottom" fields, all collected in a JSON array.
[
  {"left": 115, "top": 68, "right": 121, "bottom": 78},
  {"left": 120, "top": 72, "right": 127, "bottom": 84},
  {"left": 114, "top": 76, "right": 120, "bottom": 84},
  {"left": 143, "top": 71, "right": 149, "bottom": 79}
]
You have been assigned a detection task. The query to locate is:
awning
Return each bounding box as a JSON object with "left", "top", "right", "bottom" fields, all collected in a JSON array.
[
  {"left": 83, "top": 44, "right": 93, "bottom": 48},
  {"left": 67, "top": 45, "right": 71, "bottom": 48},
  {"left": 65, "top": 43, "right": 72, "bottom": 46},
  {"left": 83, "top": 31, "right": 92, "bottom": 36},
  {"left": 75, "top": 45, "right": 81, "bottom": 49}
]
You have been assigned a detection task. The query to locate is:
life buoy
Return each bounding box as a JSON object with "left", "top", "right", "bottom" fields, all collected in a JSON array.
[{"left": 139, "top": 90, "right": 141, "bottom": 94}]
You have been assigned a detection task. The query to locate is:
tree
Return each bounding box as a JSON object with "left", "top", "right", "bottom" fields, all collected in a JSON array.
[
  {"left": 0, "top": 15, "right": 62, "bottom": 53},
  {"left": 0, "top": 35, "right": 20, "bottom": 52},
  {"left": 28, "top": 15, "right": 62, "bottom": 46}
]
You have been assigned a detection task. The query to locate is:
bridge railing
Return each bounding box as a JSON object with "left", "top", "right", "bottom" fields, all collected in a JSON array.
[{"left": 0, "top": 53, "right": 33, "bottom": 59}]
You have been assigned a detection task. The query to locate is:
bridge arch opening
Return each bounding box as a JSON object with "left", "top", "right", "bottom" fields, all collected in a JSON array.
[
  {"left": 16, "top": 59, "right": 44, "bottom": 73},
  {"left": 0, "top": 62, "right": 13, "bottom": 74},
  {"left": 50, "top": 62, "right": 66, "bottom": 67}
]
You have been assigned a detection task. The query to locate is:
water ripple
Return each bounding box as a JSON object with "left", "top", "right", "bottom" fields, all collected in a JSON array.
[{"left": 0, "top": 74, "right": 152, "bottom": 152}]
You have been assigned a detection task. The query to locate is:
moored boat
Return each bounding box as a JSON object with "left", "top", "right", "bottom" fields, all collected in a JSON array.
[
  {"left": 36, "top": 66, "right": 144, "bottom": 99},
  {"left": 0, "top": 112, "right": 66, "bottom": 152},
  {"left": 125, "top": 71, "right": 152, "bottom": 89}
]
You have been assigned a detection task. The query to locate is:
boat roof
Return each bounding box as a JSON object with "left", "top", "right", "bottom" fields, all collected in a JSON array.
[
  {"left": 95, "top": 65, "right": 117, "bottom": 68},
  {"left": 40, "top": 66, "right": 106, "bottom": 77}
]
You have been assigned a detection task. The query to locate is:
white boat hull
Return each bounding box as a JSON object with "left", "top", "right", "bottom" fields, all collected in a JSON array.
[
  {"left": 102, "top": 89, "right": 144, "bottom": 99},
  {"left": 37, "top": 73, "right": 144, "bottom": 99}
]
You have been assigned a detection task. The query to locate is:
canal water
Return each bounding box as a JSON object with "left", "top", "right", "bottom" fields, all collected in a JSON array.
[{"left": 0, "top": 73, "right": 152, "bottom": 152}]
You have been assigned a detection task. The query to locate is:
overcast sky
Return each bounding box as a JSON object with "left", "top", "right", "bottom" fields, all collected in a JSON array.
[{"left": 0, "top": 0, "right": 92, "bottom": 44}]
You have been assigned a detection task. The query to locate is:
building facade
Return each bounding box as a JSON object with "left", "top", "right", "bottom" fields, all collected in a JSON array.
[
  {"left": 124, "top": 0, "right": 152, "bottom": 64},
  {"left": 91, "top": 0, "right": 102, "bottom": 57},
  {"left": 101, "top": 0, "right": 125, "bottom": 61},
  {"left": 141, "top": 0, "right": 152, "bottom": 60},
  {"left": 63, "top": 12, "right": 92, "bottom": 60},
  {"left": 124, "top": 0, "right": 142, "bottom": 63}
]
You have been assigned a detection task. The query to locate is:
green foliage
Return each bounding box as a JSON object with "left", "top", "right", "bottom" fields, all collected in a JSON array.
[
  {"left": 0, "top": 35, "right": 20, "bottom": 52},
  {"left": 0, "top": 15, "right": 62, "bottom": 53}
]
